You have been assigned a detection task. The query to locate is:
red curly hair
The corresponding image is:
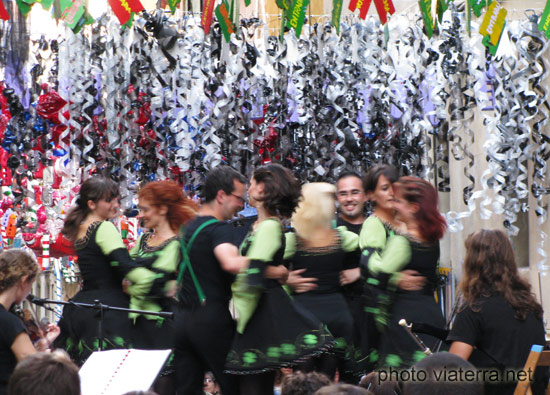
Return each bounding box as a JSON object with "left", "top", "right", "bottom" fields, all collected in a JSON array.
[{"left": 138, "top": 180, "right": 197, "bottom": 231}]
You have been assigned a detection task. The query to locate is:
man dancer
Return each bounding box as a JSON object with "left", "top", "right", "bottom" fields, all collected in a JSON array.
[{"left": 175, "top": 166, "right": 248, "bottom": 395}]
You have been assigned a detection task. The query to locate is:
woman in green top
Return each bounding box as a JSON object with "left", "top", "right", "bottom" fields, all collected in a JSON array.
[
  {"left": 125, "top": 180, "right": 197, "bottom": 395},
  {"left": 226, "top": 164, "right": 333, "bottom": 394}
]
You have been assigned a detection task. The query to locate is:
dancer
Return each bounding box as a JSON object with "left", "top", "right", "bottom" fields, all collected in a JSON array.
[
  {"left": 0, "top": 249, "right": 60, "bottom": 395},
  {"left": 226, "top": 164, "right": 334, "bottom": 395},
  {"left": 55, "top": 177, "right": 138, "bottom": 365},
  {"left": 285, "top": 182, "right": 359, "bottom": 381},
  {"left": 448, "top": 229, "right": 547, "bottom": 394},
  {"left": 377, "top": 176, "right": 446, "bottom": 368},
  {"left": 174, "top": 166, "right": 249, "bottom": 395},
  {"left": 125, "top": 180, "right": 197, "bottom": 394}
]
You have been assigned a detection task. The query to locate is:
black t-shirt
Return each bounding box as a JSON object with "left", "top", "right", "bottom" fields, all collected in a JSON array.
[
  {"left": 447, "top": 295, "right": 547, "bottom": 394},
  {"left": 0, "top": 305, "right": 26, "bottom": 395},
  {"left": 178, "top": 216, "right": 237, "bottom": 308},
  {"left": 336, "top": 217, "right": 363, "bottom": 235}
]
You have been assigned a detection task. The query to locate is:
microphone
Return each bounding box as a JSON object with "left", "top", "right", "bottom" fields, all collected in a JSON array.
[{"left": 27, "top": 294, "right": 47, "bottom": 306}]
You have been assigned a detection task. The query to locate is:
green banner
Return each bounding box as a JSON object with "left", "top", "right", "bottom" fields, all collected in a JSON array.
[
  {"left": 276, "top": 0, "right": 290, "bottom": 11},
  {"left": 538, "top": 0, "right": 550, "bottom": 38},
  {"left": 436, "top": 0, "right": 448, "bottom": 22},
  {"left": 168, "top": 0, "right": 180, "bottom": 14},
  {"left": 331, "top": 0, "right": 343, "bottom": 34},
  {"left": 215, "top": 0, "right": 234, "bottom": 42},
  {"left": 418, "top": 0, "right": 434, "bottom": 38},
  {"left": 287, "top": 0, "right": 310, "bottom": 37},
  {"left": 471, "top": 0, "right": 486, "bottom": 17}
]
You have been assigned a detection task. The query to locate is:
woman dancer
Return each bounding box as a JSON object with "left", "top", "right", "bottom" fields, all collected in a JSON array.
[
  {"left": 55, "top": 177, "right": 138, "bottom": 365},
  {"left": 226, "top": 164, "right": 333, "bottom": 394},
  {"left": 0, "top": 250, "right": 60, "bottom": 395},
  {"left": 377, "top": 177, "right": 446, "bottom": 368},
  {"left": 125, "top": 180, "right": 197, "bottom": 394},
  {"left": 448, "top": 229, "right": 547, "bottom": 394},
  {"left": 285, "top": 182, "right": 359, "bottom": 381}
]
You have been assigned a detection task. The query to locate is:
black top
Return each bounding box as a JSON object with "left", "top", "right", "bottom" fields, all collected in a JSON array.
[
  {"left": 0, "top": 305, "right": 26, "bottom": 395},
  {"left": 178, "top": 216, "right": 236, "bottom": 307},
  {"left": 337, "top": 217, "right": 363, "bottom": 235},
  {"left": 398, "top": 239, "right": 440, "bottom": 295}
]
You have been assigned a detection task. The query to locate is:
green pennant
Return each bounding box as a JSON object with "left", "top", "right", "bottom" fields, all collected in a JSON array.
[
  {"left": 418, "top": 0, "right": 434, "bottom": 38},
  {"left": 482, "top": 33, "right": 498, "bottom": 55},
  {"left": 244, "top": 0, "right": 251, "bottom": 7},
  {"left": 276, "top": 0, "right": 290, "bottom": 11},
  {"left": 215, "top": 0, "right": 234, "bottom": 42},
  {"left": 168, "top": 0, "right": 180, "bottom": 14},
  {"left": 436, "top": 0, "right": 448, "bottom": 22},
  {"left": 471, "top": 0, "right": 486, "bottom": 17},
  {"left": 286, "top": 0, "right": 310, "bottom": 37},
  {"left": 71, "top": 10, "right": 93, "bottom": 33},
  {"left": 40, "top": 0, "right": 54, "bottom": 10},
  {"left": 538, "top": 0, "right": 550, "bottom": 38},
  {"left": 15, "top": 0, "right": 32, "bottom": 15},
  {"left": 331, "top": 0, "right": 343, "bottom": 34}
]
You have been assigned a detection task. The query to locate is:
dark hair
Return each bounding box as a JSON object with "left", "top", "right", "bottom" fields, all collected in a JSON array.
[
  {"left": 8, "top": 350, "right": 80, "bottom": 395},
  {"left": 281, "top": 371, "right": 332, "bottom": 395},
  {"left": 394, "top": 177, "right": 446, "bottom": 242},
  {"left": 364, "top": 165, "right": 399, "bottom": 193},
  {"left": 314, "top": 383, "right": 372, "bottom": 395},
  {"left": 359, "top": 371, "right": 401, "bottom": 395},
  {"left": 336, "top": 170, "right": 362, "bottom": 184},
  {"left": 253, "top": 164, "right": 301, "bottom": 218},
  {"left": 202, "top": 165, "right": 246, "bottom": 203},
  {"left": 402, "top": 352, "right": 483, "bottom": 395},
  {"left": 62, "top": 177, "right": 120, "bottom": 240},
  {"left": 0, "top": 250, "right": 39, "bottom": 292},
  {"left": 138, "top": 180, "right": 197, "bottom": 231},
  {"left": 461, "top": 229, "right": 543, "bottom": 320}
]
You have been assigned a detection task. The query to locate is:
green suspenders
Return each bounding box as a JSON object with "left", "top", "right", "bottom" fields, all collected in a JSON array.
[{"left": 177, "top": 218, "right": 219, "bottom": 305}]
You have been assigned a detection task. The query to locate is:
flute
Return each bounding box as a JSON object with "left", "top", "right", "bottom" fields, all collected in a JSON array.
[{"left": 399, "top": 319, "right": 432, "bottom": 356}]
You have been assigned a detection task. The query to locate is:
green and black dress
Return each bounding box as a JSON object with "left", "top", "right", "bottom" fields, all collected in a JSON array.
[
  {"left": 284, "top": 227, "right": 360, "bottom": 377},
  {"left": 54, "top": 221, "right": 137, "bottom": 365},
  {"left": 126, "top": 232, "right": 180, "bottom": 350},
  {"left": 225, "top": 218, "right": 334, "bottom": 374},
  {"left": 358, "top": 215, "right": 411, "bottom": 368}
]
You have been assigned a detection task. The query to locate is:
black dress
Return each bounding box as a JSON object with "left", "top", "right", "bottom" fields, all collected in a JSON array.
[
  {"left": 285, "top": 228, "right": 359, "bottom": 375},
  {"left": 54, "top": 221, "right": 136, "bottom": 365},
  {"left": 226, "top": 219, "right": 334, "bottom": 374},
  {"left": 377, "top": 239, "right": 445, "bottom": 369}
]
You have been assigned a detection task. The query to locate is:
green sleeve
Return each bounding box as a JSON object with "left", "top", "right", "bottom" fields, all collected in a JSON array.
[
  {"left": 367, "top": 235, "right": 411, "bottom": 274},
  {"left": 95, "top": 221, "right": 127, "bottom": 255},
  {"left": 359, "top": 216, "right": 387, "bottom": 250},
  {"left": 337, "top": 226, "right": 359, "bottom": 252},
  {"left": 284, "top": 232, "right": 297, "bottom": 260},
  {"left": 246, "top": 219, "right": 282, "bottom": 261},
  {"left": 129, "top": 235, "right": 143, "bottom": 259},
  {"left": 126, "top": 240, "right": 181, "bottom": 298}
]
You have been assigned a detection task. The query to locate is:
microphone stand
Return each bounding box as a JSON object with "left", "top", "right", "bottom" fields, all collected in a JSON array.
[{"left": 29, "top": 297, "right": 174, "bottom": 352}]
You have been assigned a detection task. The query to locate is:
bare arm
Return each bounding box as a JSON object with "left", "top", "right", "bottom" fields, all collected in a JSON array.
[
  {"left": 449, "top": 341, "right": 474, "bottom": 361},
  {"left": 11, "top": 332, "right": 37, "bottom": 362},
  {"left": 214, "top": 243, "right": 249, "bottom": 274}
]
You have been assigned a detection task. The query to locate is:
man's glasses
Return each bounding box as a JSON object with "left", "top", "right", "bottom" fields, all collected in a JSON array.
[{"left": 231, "top": 193, "right": 247, "bottom": 203}]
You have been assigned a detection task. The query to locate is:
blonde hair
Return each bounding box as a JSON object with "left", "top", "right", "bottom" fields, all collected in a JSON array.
[
  {"left": 292, "top": 183, "right": 336, "bottom": 240},
  {"left": 0, "top": 249, "right": 39, "bottom": 292}
]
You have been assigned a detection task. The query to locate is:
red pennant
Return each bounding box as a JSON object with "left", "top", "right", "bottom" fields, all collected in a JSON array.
[
  {"left": 107, "top": 0, "right": 132, "bottom": 25},
  {"left": 201, "top": 0, "right": 216, "bottom": 34},
  {"left": 0, "top": 1, "right": 9, "bottom": 20},
  {"left": 348, "top": 0, "right": 359, "bottom": 11},
  {"left": 373, "top": 0, "right": 394, "bottom": 24},
  {"left": 127, "top": 0, "right": 144, "bottom": 12},
  {"left": 359, "top": 0, "right": 372, "bottom": 19}
]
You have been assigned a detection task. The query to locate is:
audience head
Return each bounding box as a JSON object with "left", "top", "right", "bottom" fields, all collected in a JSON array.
[
  {"left": 0, "top": 249, "right": 39, "bottom": 303},
  {"left": 364, "top": 165, "right": 399, "bottom": 214},
  {"left": 336, "top": 171, "right": 367, "bottom": 222},
  {"left": 281, "top": 371, "right": 331, "bottom": 395},
  {"left": 314, "top": 383, "right": 372, "bottom": 395},
  {"left": 62, "top": 176, "right": 120, "bottom": 240},
  {"left": 402, "top": 352, "right": 483, "bottom": 395},
  {"left": 292, "top": 182, "right": 336, "bottom": 239},
  {"left": 203, "top": 371, "right": 220, "bottom": 395},
  {"left": 8, "top": 350, "right": 80, "bottom": 395},
  {"left": 138, "top": 180, "right": 197, "bottom": 231},
  {"left": 359, "top": 371, "right": 401, "bottom": 395},
  {"left": 393, "top": 177, "right": 446, "bottom": 242},
  {"left": 202, "top": 165, "right": 247, "bottom": 220},
  {"left": 249, "top": 164, "right": 301, "bottom": 218},
  {"left": 462, "top": 229, "right": 543, "bottom": 320}
]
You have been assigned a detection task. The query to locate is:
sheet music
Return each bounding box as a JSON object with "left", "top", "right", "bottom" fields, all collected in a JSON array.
[{"left": 79, "top": 349, "right": 172, "bottom": 395}]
